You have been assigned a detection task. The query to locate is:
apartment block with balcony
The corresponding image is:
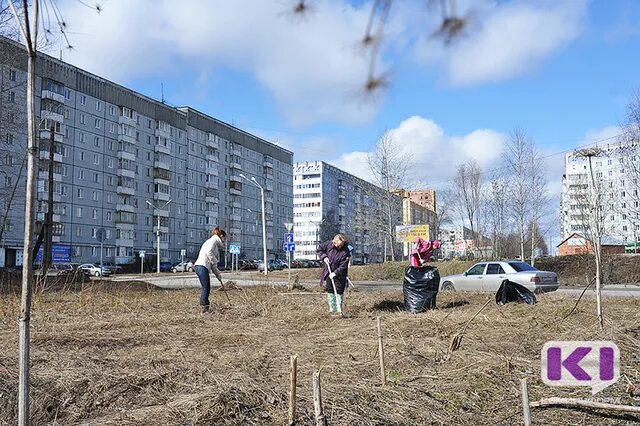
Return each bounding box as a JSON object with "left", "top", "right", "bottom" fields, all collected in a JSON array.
[
  {"left": 293, "top": 161, "right": 402, "bottom": 263},
  {"left": 0, "top": 36, "right": 293, "bottom": 267},
  {"left": 560, "top": 142, "right": 640, "bottom": 244}
]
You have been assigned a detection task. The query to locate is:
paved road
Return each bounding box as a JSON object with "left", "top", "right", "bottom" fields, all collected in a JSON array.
[{"left": 105, "top": 273, "right": 640, "bottom": 297}]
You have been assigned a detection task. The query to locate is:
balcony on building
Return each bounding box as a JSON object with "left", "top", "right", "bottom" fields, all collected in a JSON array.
[
  {"left": 155, "top": 136, "right": 171, "bottom": 155},
  {"left": 154, "top": 207, "right": 169, "bottom": 218},
  {"left": 116, "top": 238, "right": 135, "bottom": 248},
  {"left": 40, "top": 108, "right": 64, "bottom": 124},
  {"left": 41, "top": 84, "right": 65, "bottom": 104},
  {"left": 155, "top": 121, "right": 171, "bottom": 139},
  {"left": 230, "top": 160, "right": 242, "bottom": 170},
  {"left": 36, "top": 212, "right": 61, "bottom": 222},
  {"left": 206, "top": 164, "right": 219, "bottom": 176},
  {"left": 115, "top": 211, "right": 137, "bottom": 225},
  {"left": 152, "top": 240, "right": 169, "bottom": 250},
  {"left": 230, "top": 212, "right": 242, "bottom": 222},
  {"left": 38, "top": 192, "right": 61, "bottom": 203},
  {"left": 205, "top": 210, "right": 217, "bottom": 219},
  {"left": 338, "top": 182, "right": 346, "bottom": 191},
  {"left": 116, "top": 203, "right": 135, "bottom": 213},
  {"left": 263, "top": 156, "right": 274, "bottom": 169},
  {"left": 231, "top": 200, "right": 241, "bottom": 209},
  {"left": 117, "top": 142, "right": 136, "bottom": 161},
  {"left": 229, "top": 178, "right": 242, "bottom": 195},
  {"left": 39, "top": 123, "right": 64, "bottom": 143},
  {"left": 118, "top": 106, "right": 137, "bottom": 127},
  {"left": 154, "top": 191, "right": 170, "bottom": 202},
  {"left": 38, "top": 149, "right": 63, "bottom": 163},
  {"left": 38, "top": 171, "right": 62, "bottom": 182},
  {"left": 153, "top": 168, "right": 171, "bottom": 185},
  {"left": 154, "top": 158, "right": 171, "bottom": 171},
  {"left": 117, "top": 131, "right": 136, "bottom": 145},
  {"left": 230, "top": 145, "right": 242, "bottom": 156},
  {"left": 205, "top": 189, "right": 219, "bottom": 204},
  {"left": 265, "top": 182, "right": 274, "bottom": 192},
  {"left": 206, "top": 153, "right": 218, "bottom": 162},
  {"left": 117, "top": 166, "right": 136, "bottom": 179},
  {"left": 206, "top": 133, "right": 219, "bottom": 149}
]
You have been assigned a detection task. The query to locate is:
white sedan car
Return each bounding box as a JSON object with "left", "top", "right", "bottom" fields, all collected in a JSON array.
[
  {"left": 440, "top": 261, "right": 558, "bottom": 293},
  {"left": 79, "top": 263, "right": 112, "bottom": 277}
]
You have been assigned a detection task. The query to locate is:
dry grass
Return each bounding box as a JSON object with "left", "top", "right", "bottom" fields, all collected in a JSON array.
[{"left": 0, "top": 285, "right": 639, "bottom": 425}]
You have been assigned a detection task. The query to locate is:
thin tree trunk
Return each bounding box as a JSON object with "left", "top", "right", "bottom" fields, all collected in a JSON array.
[
  {"left": 13, "top": 1, "right": 39, "bottom": 423},
  {"left": 531, "top": 221, "right": 536, "bottom": 266},
  {"left": 587, "top": 155, "right": 603, "bottom": 329}
]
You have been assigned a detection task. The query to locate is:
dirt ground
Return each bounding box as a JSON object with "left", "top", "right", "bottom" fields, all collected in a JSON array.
[{"left": 1, "top": 284, "right": 639, "bottom": 425}]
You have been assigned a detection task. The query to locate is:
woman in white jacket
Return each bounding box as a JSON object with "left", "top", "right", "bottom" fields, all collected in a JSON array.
[{"left": 194, "top": 227, "right": 226, "bottom": 313}]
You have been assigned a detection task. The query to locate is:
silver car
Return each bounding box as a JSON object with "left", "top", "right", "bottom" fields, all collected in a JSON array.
[{"left": 440, "top": 261, "right": 558, "bottom": 293}]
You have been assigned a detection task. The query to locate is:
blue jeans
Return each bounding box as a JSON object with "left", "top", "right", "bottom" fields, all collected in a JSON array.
[{"left": 195, "top": 265, "right": 210, "bottom": 306}]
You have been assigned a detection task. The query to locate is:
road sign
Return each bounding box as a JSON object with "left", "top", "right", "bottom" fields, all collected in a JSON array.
[
  {"left": 395, "top": 224, "right": 430, "bottom": 243},
  {"left": 139, "top": 250, "right": 146, "bottom": 258},
  {"left": 283, "top": 242, "right": 295, "bottom": 252},
  {"left": 229, "top": 244, "right": 241, "bottom": 255},
  {"left": 284, "top": 222, "right": 294, "bottom": 232},
  {"left": 95, "top": 227, "right": 106, "bottom": 243},
  {"left": 180, "top": 249, "right": 186, "bottom": 257},
  {"left": 285, "top": 233, "right": 294, "bottom": 244}
]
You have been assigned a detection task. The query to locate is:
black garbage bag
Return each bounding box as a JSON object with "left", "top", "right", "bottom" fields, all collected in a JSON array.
[
  {"left": 495, "top": 279, "right": 537, "bottom": 305},
  {"left": 403, "top": 265, "right": 440, "bottom": 313}
]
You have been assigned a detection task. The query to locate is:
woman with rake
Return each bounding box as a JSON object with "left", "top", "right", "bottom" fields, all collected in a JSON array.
[
  {"left": 194, "top": 227, "right": 226, "bottom": 314},
  {"left": 317, "top": 234, "right": 351, "bottom": 315}
]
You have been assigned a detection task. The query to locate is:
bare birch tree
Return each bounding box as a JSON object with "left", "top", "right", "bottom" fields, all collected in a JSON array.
[
  {"left": 503, "top": 129, "right": 532, "bottom": 261},
  {"left": 367, "top": 130, "right": 409, "bottom": 261},
  {"left": 486, "top": 172, "right": 508, "bottom": 259},
  {"left": 528, "top": 144, "right": 548, "bottom": 266},
  {"left": 451, "top": 159, "right": 482, "bottom": 256}
]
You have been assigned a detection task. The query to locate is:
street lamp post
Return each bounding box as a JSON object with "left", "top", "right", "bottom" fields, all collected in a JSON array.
[
  {"left": 240, "top": 173, "right": 268, "bottom": 276},
  {"left": 147, "top": 199, "right": 171, "bottom": 274}
]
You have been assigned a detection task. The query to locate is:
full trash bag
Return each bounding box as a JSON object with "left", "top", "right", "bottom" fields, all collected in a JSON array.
[
  {"left": 495, "top": 279, "right": 537, "bottom": 305},
  {"left": 403, "top": 266, "right": 440, "bottom": 313}
]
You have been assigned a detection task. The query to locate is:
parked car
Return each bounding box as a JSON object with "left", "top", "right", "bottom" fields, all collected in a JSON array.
[
  {"left": 151, "top": 261, "right": 173, "bottom": 272},
  {"left": 95, "top": 262, "right": 123, "bottom": 274},
  {"left": 79, "top": 263, "right": 112, "bottom": 277},
  {"left": 275, "top": 259, "right": 289, "bottom": 269},
  {"left": 171, "top": 261, "right": 194, "bottom": 273},
  {"left": 439, "top": 261, "right": 558, "bottom": 293},
  {"left": 258, "top": 259, "right": 283, "bottom": 272},
  {"left": 239, "top": 259, "right": 258, "bottom": 270}
]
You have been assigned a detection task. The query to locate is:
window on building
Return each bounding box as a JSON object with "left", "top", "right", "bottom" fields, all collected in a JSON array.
[
  {"left": 8, "top": 91, "right": 15, "bottom": 102},
  {"left": 9, "top": 69, "right": 16, "bottom": 81},
  {"left": 76, "top": 207, "right": 83, "bottom": 218},
  {"left": 95, "top": 101, "right": 102, "bottom": 111},
  {"left": 77, "top": 188, "right": 83, "bottom": 198}
]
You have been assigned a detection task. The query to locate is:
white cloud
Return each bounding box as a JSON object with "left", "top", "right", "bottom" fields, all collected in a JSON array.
[
  {"left": 414, "top": 0, "right": 588, "bottom": 86},
  {"left": 330, "top": 115, "right": 507, "bottom": 187},
  {"left": 55, "top": 0, "right": 380, "bottom": 127}
]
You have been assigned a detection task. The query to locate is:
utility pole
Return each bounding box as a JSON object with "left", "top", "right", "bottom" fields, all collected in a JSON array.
[
  {"left": 8, "top": 1, "right": 40, "bottom": 424},
  {"left": 240, "top": 174, "right": 268, "bottom": 276},
  {"left": 147, "top": 199, "right": 171, "bottom": 274}
]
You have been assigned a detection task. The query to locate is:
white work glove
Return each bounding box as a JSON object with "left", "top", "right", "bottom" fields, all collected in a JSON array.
[
  {"left": 323, "top": 258, "right": 330, "bottom": 266},
  {"left": 329, "top": 272, "right": 336, "bottom": 279}
]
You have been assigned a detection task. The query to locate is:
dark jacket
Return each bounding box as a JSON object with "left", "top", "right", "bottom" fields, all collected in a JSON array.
[{"left": 316, "top": 240, "right": 350, "bottom": 286}]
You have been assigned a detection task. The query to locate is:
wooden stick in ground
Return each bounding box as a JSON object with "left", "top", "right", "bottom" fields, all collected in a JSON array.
[
  {"left": 377, "top": 316, "right": 386, "bottom": 386},
  {"left": 530, "top": 397, "right": 640, "bottom": 414},
  {"left": 520, "top": 378, "right": 532, "bottom": 426},
  {"left": 313, "top": 370, "right": 327, "bottom": 426},
  {"left": 288, "top": 354, "right": 298, "bottom": 426}
]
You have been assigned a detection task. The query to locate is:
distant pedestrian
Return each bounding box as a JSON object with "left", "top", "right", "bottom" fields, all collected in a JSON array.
[
  {"left": 194, "top": 227, "right": 226, "bottom": 314},
  {"left": 317, "top": 234, "right": 351, "bottom": 314}
]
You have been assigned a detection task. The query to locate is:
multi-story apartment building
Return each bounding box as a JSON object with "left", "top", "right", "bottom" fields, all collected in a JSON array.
[
  {"left": 407, "top": 189, "right": 436, "bottom": 212},
  {"left": 560, "top": 142, "right": 640, "bottom": 244},
  {"left": 392, "top": 189, "right": 437, "bottom": 236},
  {"left": 293, "top": 161, "right": 402, "bottom": 263},
  {"left": 0, "top": 36, "right": 293, "bottom": 267}
]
